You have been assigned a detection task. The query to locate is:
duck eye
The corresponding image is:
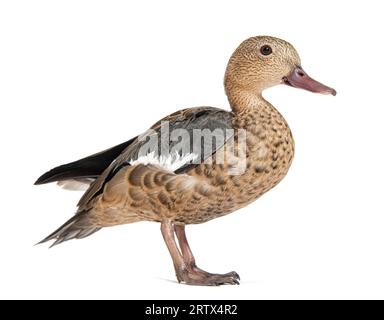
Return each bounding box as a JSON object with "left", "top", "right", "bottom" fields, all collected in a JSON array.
[{"left": 260, "top": 45, "right": 272, "bottom": 56}]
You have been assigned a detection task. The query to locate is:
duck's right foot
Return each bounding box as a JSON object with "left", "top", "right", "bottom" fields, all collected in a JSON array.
[
  {"left": 161, "top": 222, "right": 240, "bottom": 286},
  {"left": 176, "top": 267, "right": 240, "bottom": 286}
]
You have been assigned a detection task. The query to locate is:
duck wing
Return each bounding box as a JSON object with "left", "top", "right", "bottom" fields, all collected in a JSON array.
[
  {"left": 34, "top": 137, "right": 137, "bottom": 185},
  {"left": 77, "top": 106, "right": 234, "bottom": 210}
]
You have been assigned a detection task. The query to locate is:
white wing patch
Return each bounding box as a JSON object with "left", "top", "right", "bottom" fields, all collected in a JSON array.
[
  {"left": 57, "top": 178, "right": 94, "bottom": 191},
  {"left": 129, "top": 151, "right": 198, "bottom": 172}
]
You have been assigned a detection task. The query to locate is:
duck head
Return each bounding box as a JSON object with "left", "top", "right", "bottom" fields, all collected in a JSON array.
[{"left": 224, "top": 36, "right": 336, "bottom": 108}]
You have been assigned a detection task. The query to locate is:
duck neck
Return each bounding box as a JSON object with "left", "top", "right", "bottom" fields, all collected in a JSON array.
[{"left": 226, "top": 86, "right": 269, "bottom": 115}]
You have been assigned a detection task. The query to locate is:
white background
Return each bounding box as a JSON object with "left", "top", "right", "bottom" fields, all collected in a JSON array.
[{"left": 1, "top": 0, "right": 383, "bottom": 300}]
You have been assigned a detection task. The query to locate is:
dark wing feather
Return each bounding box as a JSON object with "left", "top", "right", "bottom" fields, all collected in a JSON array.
[
  {"left": 77, "top": 107, "right": 234, "bottom": 209},
  {"left": 34, "top": 137, "right": 137, "bottom": 185}
]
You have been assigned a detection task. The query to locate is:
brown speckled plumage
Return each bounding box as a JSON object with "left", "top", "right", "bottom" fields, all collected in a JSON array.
[{"left": 35, "top": 36, "right": 335, "bottom": 285}]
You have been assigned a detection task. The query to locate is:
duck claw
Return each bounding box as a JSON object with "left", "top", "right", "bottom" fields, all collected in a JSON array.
[{"left": 227, "top": 271, "right": 240, "bottom": 281}]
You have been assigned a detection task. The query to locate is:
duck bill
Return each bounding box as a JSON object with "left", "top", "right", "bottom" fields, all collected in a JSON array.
[{"left": 282, "top": 66, "right": 336, "bottom": 96}]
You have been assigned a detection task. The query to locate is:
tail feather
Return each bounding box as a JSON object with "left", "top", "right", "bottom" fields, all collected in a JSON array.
[{"left": 38, "top": 211, "right": 101, "bottom": 247}]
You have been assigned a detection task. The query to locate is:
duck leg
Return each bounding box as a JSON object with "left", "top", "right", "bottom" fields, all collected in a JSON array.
[
  {"left": 161, "top": 221, "right": 239, "bottom": 286},
  {"left": 174, "top": 225, "right": 240, "bottom": 284}
]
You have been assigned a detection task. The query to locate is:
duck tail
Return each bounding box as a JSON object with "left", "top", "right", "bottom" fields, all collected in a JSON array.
[{"left": 37, "top": 211, "right": 101, "bottom": 248}]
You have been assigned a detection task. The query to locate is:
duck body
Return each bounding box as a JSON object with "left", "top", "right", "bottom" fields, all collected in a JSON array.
[
  {"left": 61, "top": 101, "right": 293, "bottom": 227},
  {"left": 35, "top": 36, "right": 335, "bottom": 285}
]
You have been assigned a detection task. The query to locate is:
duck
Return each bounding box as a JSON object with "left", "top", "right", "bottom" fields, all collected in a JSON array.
[{"left": 35, "top": 36, "right": 336, "bottom": 286}]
